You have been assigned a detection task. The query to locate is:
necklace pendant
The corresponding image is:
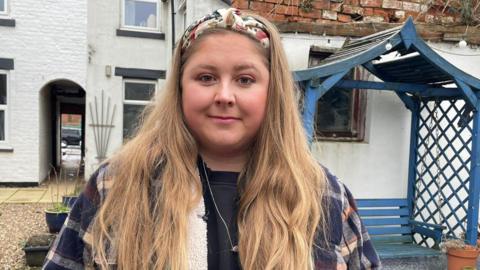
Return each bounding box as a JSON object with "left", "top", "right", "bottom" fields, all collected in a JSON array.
[{"left": 231, "top": 245, "right": 239, "bottom": 252}]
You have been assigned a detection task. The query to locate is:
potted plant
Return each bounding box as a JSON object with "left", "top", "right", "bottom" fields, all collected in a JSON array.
[
  {"left": 440, "top": 238, "right": 480, "bottom": 270},
  {"left": 23, "top": 234, "right": 56, "bottom": 267},
  {"left": 45, "top": 166, "right": 70, "bottom": 233}
]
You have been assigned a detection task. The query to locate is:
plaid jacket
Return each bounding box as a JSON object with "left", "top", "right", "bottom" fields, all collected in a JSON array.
[{"left": 43, "top": 165, "right": 380, "bottom": 270}]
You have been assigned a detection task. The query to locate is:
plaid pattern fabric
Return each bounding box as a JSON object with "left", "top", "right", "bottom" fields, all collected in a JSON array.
[
  {"left": 315, "top": 168, "right": 381, "bottom": 270},
  {"left": 43, "top": 165, "right": 380, "bottom": 270}
]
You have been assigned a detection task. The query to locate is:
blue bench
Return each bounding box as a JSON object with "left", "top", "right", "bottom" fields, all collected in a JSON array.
[{"left": 356, "top": 198, "right": 445, "bottom": 259}]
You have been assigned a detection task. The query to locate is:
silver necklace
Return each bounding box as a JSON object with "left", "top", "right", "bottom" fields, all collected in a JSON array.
[{"left": 202, "top": 161, "right": 239, "bottom": 253}]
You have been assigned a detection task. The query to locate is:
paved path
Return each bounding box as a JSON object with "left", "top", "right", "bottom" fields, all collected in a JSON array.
[{"left": 0, "top": 147, "right": 83, "bottom": 204}]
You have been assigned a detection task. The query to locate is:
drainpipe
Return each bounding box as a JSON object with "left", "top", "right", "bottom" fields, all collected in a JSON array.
[{"left": 171, "top": 0, "right": 176, "bottom": 54}]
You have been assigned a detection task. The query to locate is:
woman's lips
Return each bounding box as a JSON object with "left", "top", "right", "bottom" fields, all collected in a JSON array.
[{"left": 209, "top": 115, "right": 240, "bottom": 124}]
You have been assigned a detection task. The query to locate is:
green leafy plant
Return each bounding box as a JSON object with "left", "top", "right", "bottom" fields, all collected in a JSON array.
[{"left": 46, "top": 202, "right": 70, "bottom": 213}]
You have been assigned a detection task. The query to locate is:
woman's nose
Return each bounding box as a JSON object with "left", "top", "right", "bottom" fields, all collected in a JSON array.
[{"left": 214, "top": 81, "right": 235, "bottom": 106}]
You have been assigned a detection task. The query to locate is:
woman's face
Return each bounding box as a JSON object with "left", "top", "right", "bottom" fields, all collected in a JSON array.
[{"left": 181, "top": 32, "right": 269, "bottom": 157}]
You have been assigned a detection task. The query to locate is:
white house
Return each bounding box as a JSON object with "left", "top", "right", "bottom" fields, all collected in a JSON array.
[
  {"left": 0, "top": 0, "right": 87, "bottom": 184},
  {"left": 1, "top": 0, "right": 479, "bottom": 208}
]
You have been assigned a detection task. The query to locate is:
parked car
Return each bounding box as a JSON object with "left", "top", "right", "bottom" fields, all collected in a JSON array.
[{"left": 61, "top": 128, "right": 82, "bottom": 146}]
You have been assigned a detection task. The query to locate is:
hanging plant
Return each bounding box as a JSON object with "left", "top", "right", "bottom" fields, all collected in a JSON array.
[{"left": 299, "top": 0, "right": 314, "bottom": 13}]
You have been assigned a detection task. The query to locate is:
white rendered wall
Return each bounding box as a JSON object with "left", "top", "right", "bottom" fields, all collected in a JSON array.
[
  {"left": 185, "top": 0, "right": 229, "bottom": 26},
  {"left": 282, "top": 33, "right": 480, "bottom": 199},
  {"left": 0, "top": 0, "right": 87, "bottom": 183},
  {"left": 84, "top": 0, "right": 169, "bottom": 177}
]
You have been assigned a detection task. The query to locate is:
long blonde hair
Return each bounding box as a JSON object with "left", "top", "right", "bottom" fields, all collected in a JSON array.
[{"left": 91, "top": 13, "right": 327, "bottom": 270}]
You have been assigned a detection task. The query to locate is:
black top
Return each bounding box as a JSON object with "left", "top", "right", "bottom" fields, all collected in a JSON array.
[{"left": 198, "top": 160, "right": 242, "bottom": 270}]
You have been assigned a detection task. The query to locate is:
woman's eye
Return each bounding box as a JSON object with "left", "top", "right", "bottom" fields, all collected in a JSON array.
[
  {"left": 238, "top": 77, "right": 255, "bottom": 85},
  {"left": 198, "top": 75, "right": 215, "bottom": 83}
]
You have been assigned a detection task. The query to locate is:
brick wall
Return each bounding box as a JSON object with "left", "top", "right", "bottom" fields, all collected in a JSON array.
[{"left": 232, "top": 0, "right": 462, "bottom": 25}]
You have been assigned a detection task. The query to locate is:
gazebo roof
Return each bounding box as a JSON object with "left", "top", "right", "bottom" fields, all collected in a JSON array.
[{"left": 294, "top": 17, "right": 480, "bottom": 108}]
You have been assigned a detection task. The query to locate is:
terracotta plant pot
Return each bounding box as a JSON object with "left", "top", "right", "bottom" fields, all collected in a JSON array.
[{"left": 447, "top": 246, "right": 480, "bottom": 270}]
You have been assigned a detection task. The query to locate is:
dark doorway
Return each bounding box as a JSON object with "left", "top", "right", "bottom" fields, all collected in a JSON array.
[{"left": 40, "top": 80, "right": 85, "bottom": 180}]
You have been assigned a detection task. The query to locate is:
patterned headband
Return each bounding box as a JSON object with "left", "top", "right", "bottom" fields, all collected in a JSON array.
[{"left": 181, "top": 8, "right": 270, "bottom": 52}]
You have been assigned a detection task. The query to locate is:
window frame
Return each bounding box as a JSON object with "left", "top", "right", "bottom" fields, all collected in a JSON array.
[
  {"left": 314, "top": 72, "right": 367, "bottom": 141},
  {"left": 122, "top": 79, "right": 157, "bottom": 140},
  {"left": 121, "top": 0, "right": 161, "bottom": 33},
  {"left": 0, "top": 71, "right": 8, "bottom": 143},
  {"left": 0, "top": 0, "right": 8, "bottom": 15},
  {"left": 308, "top": 47, "right": 367, "bottom": 142}
]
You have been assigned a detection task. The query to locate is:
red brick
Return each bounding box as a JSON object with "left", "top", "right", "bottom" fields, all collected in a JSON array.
[
  {"left": 312, "top": 0, "right": 330, "bottom": 9},
  {"left": 282, "top": 0, "right": 300, "bottom": 5},
  {"left": 402, "top": 1, "right": 421, "bottom": 12},
  {"left": 382, "top": 0, "right": 403, "bottom": 9},
  {"left": 331, "top": 3, "right": 343, "bottom": 11},
  {"left": 342, "top": 5, "right": 364, "bottom": 15},
  {"left": 250, "top": 2, "right": 275, "bottom": 13},
  {"left": 232, "top": 0, "right": 249, "bottom": 9},
  {"left": 364, "top": 7, "right": 374, "bottom": 15},
  {"left": 322, "top": 10, "right": 338, "bottom": 20},
  {"left": 299, "top": 9, "right": 323, "bottom": 18},
  {"left": 273, "top": 4, "right": 299, "bottom": 15},
  {"left": 265, "top": 0, "right": 283, "bottom": 3},
  {"left": 345, "top": 0, "right": 360, "bottom": 5},
  {"left": 338, "top": 13, "right": 353, "bottom": 22},
  {"left": 373, "top": 8, "right": 390, "bottom": 19},
  {"left": 360, "top": 0, "right": 383, "bottom": 7}
]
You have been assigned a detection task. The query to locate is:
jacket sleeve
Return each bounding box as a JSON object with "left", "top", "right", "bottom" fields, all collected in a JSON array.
[
  {"left": 314, "top": 169, "right": 381, "bottom": 270},
  {"left": 43, "top": 166, "right": 106, "bottom": 270}
]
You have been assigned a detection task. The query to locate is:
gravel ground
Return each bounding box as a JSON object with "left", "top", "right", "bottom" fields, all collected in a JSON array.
[{"left": 0, "top": 203, "right": 51, "bottom": 270}]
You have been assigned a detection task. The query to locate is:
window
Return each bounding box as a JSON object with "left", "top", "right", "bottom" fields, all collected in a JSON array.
[
  {"left": 0, "top": 0, "right": 6, "bottom": 14},
  {"left": 309, "top": 48, "right": 367, "bottom": 141},
  {"left": 0, "top": 73, "right": 7, "bottom": 142},
  {"left": 123, "top": 80, "right": 156, "bottom": 139},
  {"left": 122, "top": 0, "right": 160, "bottom": 31},
  {"left": 176, "top": 0, "right": 187, "bottom": 41}
]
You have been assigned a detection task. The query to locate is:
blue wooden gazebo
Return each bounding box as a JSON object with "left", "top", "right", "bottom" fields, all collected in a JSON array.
[{"left": 294, "top": 17, "right": 480, "bottom": 252}]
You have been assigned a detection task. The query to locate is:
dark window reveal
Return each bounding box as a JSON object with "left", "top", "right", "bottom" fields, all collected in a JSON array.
[
  {"left": 0, "top": 73, "right": 6, "bottom": 141},
  {"left": 123, "top": 80, "right": 156, "bottom": 140},
  {"left": 309, "top": 48, "right": 367, "bottom": 141}
]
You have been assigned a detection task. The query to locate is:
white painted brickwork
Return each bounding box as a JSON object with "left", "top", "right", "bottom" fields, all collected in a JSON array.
[
  {"left": 0, "top": 0, "right": 87, "bottom": 183},
  {"left": 84, "top": 0, "right": 169, "bottom": 177}
]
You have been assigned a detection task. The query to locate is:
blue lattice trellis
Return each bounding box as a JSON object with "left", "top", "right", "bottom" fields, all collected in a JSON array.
[
  {"left": 293, "top": 16, "right": 480, "bottom": 250},
  {"left": 413, "top": 99, "right": 474, "bottom": 247}
]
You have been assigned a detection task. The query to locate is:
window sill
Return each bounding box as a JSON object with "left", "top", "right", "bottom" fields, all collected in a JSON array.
[
  {"left": 0, "top": 17, "right": 15, "bottom": 27},
  {"left": 116, "top": 29, "right": 165, "bottom": 40},
  {"left": 0, "top": 145, "right": 14, "bottom": 152}
]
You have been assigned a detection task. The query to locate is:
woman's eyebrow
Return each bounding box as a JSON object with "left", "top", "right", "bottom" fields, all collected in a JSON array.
[
  {"left": 233, "top": 63, "right": 260, "bottom": 72},
  {"left": 194, "top": 63, "right": 261, "bottom": 73},
  {"left": 195, "top": 64, "right": 218, "bottom": 71}
]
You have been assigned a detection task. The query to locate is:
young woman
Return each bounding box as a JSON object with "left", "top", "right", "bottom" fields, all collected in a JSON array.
[{"left": 44, "top": 8, "right": 380, "bottom": 270}]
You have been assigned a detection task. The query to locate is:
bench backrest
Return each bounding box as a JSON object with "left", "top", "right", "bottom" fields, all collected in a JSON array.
[{"left": 356, "top": 198, "right": 414, "bottom": 244}]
